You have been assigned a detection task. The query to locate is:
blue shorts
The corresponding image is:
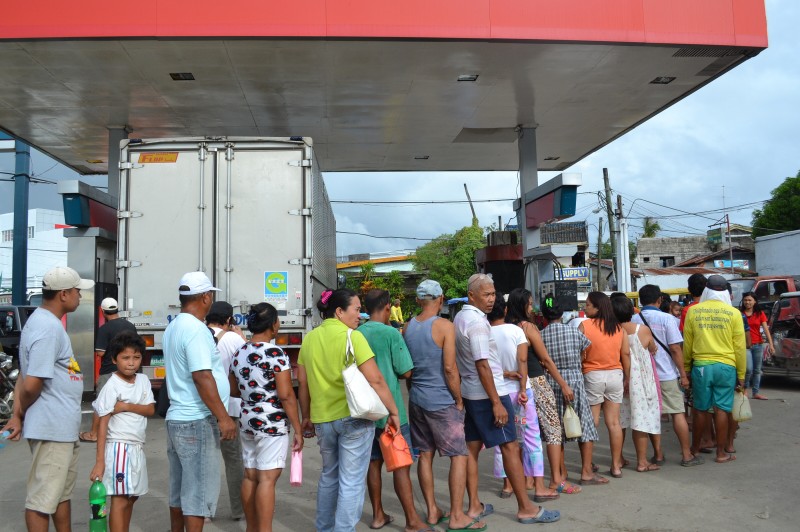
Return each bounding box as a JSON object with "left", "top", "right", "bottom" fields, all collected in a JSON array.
[
  {"left": 167, "top": 416, "right": 221, "bottom": 517},
  {"left": 464, "top": 395, "right": 517, "bottom": 449},
  {"left": 692, "top": 363, "right": 736, "bottom": 413},
  {"left": 371, "top": 423, "right": 412, "bottom": 461}
]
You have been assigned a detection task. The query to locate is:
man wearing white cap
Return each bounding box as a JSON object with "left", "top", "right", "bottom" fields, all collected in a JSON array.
[
  {"left": 1, "top": 266, "right": 94, "bottom": 531},
  {"left": 79, "top": 297, "right": 138, "bottom": 443},
  {"left": 163, "top": 271, "right": 236, "bottom": 530}
]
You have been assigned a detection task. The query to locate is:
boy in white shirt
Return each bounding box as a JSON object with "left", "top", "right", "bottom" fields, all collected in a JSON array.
[{"left": 90, "top": 331, "right": 156, "bottom": 531}]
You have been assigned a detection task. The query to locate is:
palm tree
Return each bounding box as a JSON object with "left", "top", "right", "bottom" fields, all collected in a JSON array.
[{"left": 643, "top": 217, "right": 661, "bottom": 238}]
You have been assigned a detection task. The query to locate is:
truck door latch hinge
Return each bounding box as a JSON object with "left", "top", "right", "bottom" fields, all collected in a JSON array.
[
  {"left": 287, "top": 308, "right": 312, "bottom": 316},
  {"left": 119, "top": 162, "right": 143, "bottom": 170},
  {"left": 288, "top": 258, "right": 312, "bottom": 266},
  {"left": 118, "top": 211, "right": 142, "bottom": 219},
  {"left": 117, "top": 260, "right": 142, "bottom": 268},
  {"left": 288, "top": 208, "right": 312, "bottom": 216},
  {"left": 288, "top": 159, "right": 312, "bottom": 167}
]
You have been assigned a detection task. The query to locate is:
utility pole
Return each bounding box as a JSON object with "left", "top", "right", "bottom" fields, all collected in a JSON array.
[
  {"left": 464, "top": 183, "right": 478, "bottom": 226},
  {"left": 723, "top": 186, "right": 734, "bottom": 274},
  {"left": 616, "top": 194, "right": 631, "bottom": 292},
  {"left": 596, "top": 217, "right": 604, "bottom": 291},
  {"left": 603, "top": 168, "right": 617, "bottom": 288}
]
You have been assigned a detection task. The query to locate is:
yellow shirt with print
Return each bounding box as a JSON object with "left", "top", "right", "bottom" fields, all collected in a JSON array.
[{"left": 683, "top": 300, "right": 747, "bottom": 380}]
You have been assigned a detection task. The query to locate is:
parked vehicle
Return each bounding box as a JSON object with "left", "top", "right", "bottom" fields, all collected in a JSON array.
[
  {"left": 729, "top": 276, "right": 800, "bottom": 320},
  {"left": 0, "top": 305, "right": 37, "bottom": 365},
  {"left": 116, "top": 137, "right": 337, "bottom": 387},
  {"left": 0, "top": 350, "right": 19, "bottom": 422},
  {"left": 764, "top": 291, "right": 800, "bottom": 376}
]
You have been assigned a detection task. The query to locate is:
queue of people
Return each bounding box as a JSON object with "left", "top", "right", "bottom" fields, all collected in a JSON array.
[{"left": 2, "top": 266, "right": 749, "bottom": 532}]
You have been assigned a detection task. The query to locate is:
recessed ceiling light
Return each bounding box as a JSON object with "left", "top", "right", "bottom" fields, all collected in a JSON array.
[
  {"left": 544, "top": 156, "right": 560, "bottom": 161},
  {"left": 649, "top": 76, "right": 676, "bottom": 85},
  {"left": 457, "top": 74, "right": 479, "bottom": 82},
  {"left": 414, "top": 155, "right": 430, "bottom": 160},
  {"left": 170, "top": 72, "right": 195, "bottom": 81}
]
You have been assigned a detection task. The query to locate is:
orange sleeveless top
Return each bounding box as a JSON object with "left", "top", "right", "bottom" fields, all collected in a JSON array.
[{"left": 581, "top": 318, "right": 624, "bottom": 373}]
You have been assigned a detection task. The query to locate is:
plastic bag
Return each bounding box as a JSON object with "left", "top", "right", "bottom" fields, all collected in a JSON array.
[
  {"left": 732, "top": 391, "right": 752, "bottom": 422},
  {"left": 379, "top": 424, "right": 413, "bottom": 472},
  {"left": 563, "top": 403, "right": 582, "bottom": 439},
  {"left": 290, "top": 451, "right": 303, "bottom": 486},
  {"left": 514, "top": 402, "right": 528, "bottom": 444}
]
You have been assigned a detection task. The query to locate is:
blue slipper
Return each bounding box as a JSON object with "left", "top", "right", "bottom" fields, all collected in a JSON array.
[
  {"left": 518, "top": 508, "right": 560, "bottom": 524},
  {"left": 479, "top": 503, "right": 494, "bottom": 518}
]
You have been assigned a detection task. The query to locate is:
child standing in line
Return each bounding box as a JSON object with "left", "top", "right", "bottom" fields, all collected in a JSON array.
[{"left": 89, "top": 331, "right": 155, "bottom": 532}]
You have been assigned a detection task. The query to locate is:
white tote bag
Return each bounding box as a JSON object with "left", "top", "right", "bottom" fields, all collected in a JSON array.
[{"left": 342, "top": 329, "right": 389, "bottom": 421}]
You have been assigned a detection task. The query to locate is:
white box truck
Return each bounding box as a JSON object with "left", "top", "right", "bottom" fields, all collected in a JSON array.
[{"left": 116, "top": 137, "right": 337, "bottom": 385}]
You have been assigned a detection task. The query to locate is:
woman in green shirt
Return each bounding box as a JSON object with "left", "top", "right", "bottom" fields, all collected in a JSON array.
[{"left": 297, "top": 288, "right": 400, "bottom": 531}]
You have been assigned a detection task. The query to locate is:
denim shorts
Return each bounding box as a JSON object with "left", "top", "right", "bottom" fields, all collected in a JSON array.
[
  {"left": 167, "top": 416, "right": 221, "bottom": 518},
  {"left": 463, "top": 395, "right": 517, "bottom": 449},
  {"left": 370, "top": 423, "right": 412, "bottom": 461}
]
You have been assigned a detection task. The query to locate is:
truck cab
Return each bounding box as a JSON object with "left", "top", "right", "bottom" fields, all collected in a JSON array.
[
  {"left": 765, "top": 291, "right": 800, "bottom": 376},
  {"left": 729, "top": 276, "right": 800, "bottom": 320}
]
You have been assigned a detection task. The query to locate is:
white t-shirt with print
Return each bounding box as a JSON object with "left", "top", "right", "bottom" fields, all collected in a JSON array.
[{"left": 92, "top": 373, "right": 155, "bottom": 444}]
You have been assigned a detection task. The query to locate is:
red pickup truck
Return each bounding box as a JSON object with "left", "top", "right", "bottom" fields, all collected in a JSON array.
[{"left": 729, "top": 276, "right": 800, "bottom": 320}]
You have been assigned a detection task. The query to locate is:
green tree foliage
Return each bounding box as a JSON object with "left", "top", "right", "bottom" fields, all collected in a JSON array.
[
  {"left": 642, "top": 217, "right": 661, "bottom": 238},
  {"left": 344, "top": 263, "right": 405, "bottom": 302},
  {"left": 413, "top": 223, "right": 485, "bottom": 299},
  {"left": 751, "top": 171, "right": 800, "bottom": 237},
  {"left": 601, "top": 240, "right": 637, "bottom": 264}
]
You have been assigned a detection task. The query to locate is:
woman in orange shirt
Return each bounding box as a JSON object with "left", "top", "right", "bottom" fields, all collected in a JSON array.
[{"left": 578, "top": 292, "right": 630, "bottom": 482}]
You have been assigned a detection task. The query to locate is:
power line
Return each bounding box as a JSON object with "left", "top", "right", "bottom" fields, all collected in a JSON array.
[{"left": 336, "top": 231, "right": 433, "bottom": 241}]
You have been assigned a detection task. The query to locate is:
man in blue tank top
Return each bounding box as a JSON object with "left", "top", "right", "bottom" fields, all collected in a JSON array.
[{"left": 405, "top": 280, "right": 483, "bottom": 531}]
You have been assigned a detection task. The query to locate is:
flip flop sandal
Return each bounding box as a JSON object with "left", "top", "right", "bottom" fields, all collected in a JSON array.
[
  {"left": 608, "top": 469, "right": 623, "bottom": 479},
  {"left": 533, "top": 493, "right": 560, "bottom": 503},
  {"left": 579, "top": 474, "right": 609, "bottom": 485},
  {"left": 446, "top": 516, "right": 487, "bottom": 532},
  {"left": 478, "top": 503, "right": 493, "bottom": 518},
  {"left": 636, "top": 464, "right": 660, "bottom": 473},
  {"left": 518, "top": 508, "right": 561, "bottom": 524},
  {"left": 698, "top": 447, "right": 715, "bottom": 454},
  {"left": 715, "top": 454, "right": 736, "bottom": 464},
  {"left": 649, "top": 455, "right": 666, "bottom": 466},
  {"left": 680, "top": 455, "right": 705, "bottom": 467},
  {"left": 498, "top": 490, "right": 513, "bottom": 499},
  {"left": 369, "top": 515, "right": 394, "bottom": 530},
  {"left": 426, "top": 514, "right": 450, "bottom": 526},
  {"left": 555, "top": 481, "right": 581, "bottom": 494}
]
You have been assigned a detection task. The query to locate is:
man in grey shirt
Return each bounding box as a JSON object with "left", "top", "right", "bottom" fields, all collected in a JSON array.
[{"left": 2, "top": 266, "right": 94, "bottom": 532}]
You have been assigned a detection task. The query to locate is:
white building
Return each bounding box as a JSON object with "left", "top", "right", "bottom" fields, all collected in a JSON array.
[
  {"left": 755, "top": 229, "right": 800, "bottom": 277},
  {"left": 0, "top": 209, "right": 68, "bottom": 292}
]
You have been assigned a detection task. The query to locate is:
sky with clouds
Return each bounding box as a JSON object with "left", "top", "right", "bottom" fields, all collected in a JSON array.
[{"left": 2, "top": 0, "right": 798, "bottom": 261}]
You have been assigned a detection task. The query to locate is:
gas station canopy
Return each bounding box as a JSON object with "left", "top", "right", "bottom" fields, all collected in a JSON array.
[{"left": 0, "top": 0, "right": 767, "bottom": 174}]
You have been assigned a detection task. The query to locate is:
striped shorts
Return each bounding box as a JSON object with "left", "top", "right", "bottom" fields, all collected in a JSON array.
[{"left": 103, "top": 441, "right": 148, "bottom": 496}]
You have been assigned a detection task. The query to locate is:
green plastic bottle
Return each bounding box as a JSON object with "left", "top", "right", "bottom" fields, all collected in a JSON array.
[{"left": 89, "top": 480, "right": 107, "bottom": 531}]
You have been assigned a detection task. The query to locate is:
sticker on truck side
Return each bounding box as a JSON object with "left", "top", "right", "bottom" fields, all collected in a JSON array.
[
  {"left": 265, "top": 271, "right": 289, "bottom": 302},
  {"left": 138, "top": 152, "right": 179, "bottom": 163}
]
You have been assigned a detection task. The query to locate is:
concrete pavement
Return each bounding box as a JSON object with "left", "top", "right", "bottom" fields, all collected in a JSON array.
[{"left": 1, "top": 376, "right": 799, "bottom": 531}]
